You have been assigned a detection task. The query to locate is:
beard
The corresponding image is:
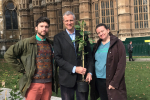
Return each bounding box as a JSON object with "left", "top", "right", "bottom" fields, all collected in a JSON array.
[{"left": 37, "top": 32, "right": 48, "bottom": 38}]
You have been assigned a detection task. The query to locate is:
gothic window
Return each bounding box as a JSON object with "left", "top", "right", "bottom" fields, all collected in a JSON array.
[
  {"left": 72, "top": 6, "right": 79, "bottom": 25},
  {"left": 101, "top": 0, "right": 114, "bottom": 30},
  {"left": 95, "top": 2, "right": 99, "bottom": 25},
  {"left": 134, "top": 0, "right": 148, "bottom": 28},
  {"left": 5, "top": 2, "right": 18, "bottom": 30}
]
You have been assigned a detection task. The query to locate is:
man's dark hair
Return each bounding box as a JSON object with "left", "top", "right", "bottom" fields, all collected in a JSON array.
[
  {"left": 96, "top": 23, "right": 110, "bottom": 30},
  {"left": 36, "top": 17, "right": 50, "bottom": 27}
]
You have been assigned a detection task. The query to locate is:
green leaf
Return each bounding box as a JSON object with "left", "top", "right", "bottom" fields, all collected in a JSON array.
[
  {"left": 88, "top": 38, "right": 95, "bottom": 44},
  {"left": 78, "top": 21, "right": 81, "bottom": 25},
  {"left": 80, "top": 31, "right": 83, "bottom": 35},
  {"left": 75, "top": 25, "right": 81, "bottom": 30}
]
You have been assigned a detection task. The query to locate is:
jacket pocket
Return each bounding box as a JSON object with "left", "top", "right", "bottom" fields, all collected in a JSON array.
[
  {"left": 21, "top": 54, "right": 32, "bottom": 75},
  {"left": 107, "top": 89, "right": 126, "bottom": 100},
  {"left": 19, "top": 74, "right": 28, "bottom": 93}
]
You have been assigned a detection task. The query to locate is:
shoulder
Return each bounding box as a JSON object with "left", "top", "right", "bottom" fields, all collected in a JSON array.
[
  {"left": 115, "top": 38, "right": 124, "bottom": 47},
  {"left": 117, "top": 39, "right": 123, "bottom": 44},
  {"left": 110, "top": 34, "right": 122, "bottom": 44},
  {"left": 15, "top": 35, "right": 37, "bottom": 47},
  {"left": 16, "top": 37, "right": 31, "bottom": 45},
  {"left": 110, "top": 35, "right": 124, "bottom": 48},
  {"left": 115, "top": 39, "right": 126, "bottom": 52}
]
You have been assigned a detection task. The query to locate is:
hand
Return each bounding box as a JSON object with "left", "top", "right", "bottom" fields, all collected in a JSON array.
[
  {"left": 86, "top": 73, "right": 92, "bottom": 84},
  {"left": 108, "top": 85, "right": 115, "bottom": 90},
  {"left": 75, "top": 66, "right": 86, "bottom": 75}
]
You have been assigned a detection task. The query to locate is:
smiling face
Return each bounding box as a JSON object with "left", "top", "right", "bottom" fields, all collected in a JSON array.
[
  {"left": 96, "top": 26, "right": 110, "bottom": 40},
  {"left": 63, "top": 14, "right": 75, "bottom": 32},
  {"left": 35, "top": 22, "right": 49, "bottom": 38}
]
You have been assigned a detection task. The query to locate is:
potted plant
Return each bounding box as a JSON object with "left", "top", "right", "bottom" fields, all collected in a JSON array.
[{"left": 74, "top": 21, "right": 93, "bottom": 92}]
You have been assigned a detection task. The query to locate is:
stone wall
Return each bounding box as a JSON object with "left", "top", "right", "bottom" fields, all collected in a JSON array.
[{"left": 1, "top": 0, "right": 150, "bottom": 49}]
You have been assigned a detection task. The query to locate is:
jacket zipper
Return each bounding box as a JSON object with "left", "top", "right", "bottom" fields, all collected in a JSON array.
[{"left": 21, "top": 81, "right": 29, "bottom": 92}]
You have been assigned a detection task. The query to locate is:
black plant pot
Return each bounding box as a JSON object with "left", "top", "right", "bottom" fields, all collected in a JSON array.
[{"left": 77, "top": 81, "right": 89, "bottom": 92}]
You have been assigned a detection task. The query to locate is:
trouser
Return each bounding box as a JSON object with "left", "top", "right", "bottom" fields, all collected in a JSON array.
[
  {"left": 25, "top": 82, "right": 52, "bottom": 100},
  {"left": 60, "top": 84, "right": 89, "bottom": 100},
  {"left": 129, "top": 51, "right": 133, "bottom": 61},
  {"left": 96, "top": 78, "right": 108, "bottom": 100}
]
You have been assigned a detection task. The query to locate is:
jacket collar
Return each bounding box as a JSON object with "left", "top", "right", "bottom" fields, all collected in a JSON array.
[
  {"left": 29, "top": 35, "right": 53, "bottom": 44},
  {"left": 109, "top": 33, "right": 118, "bottom": 48}
]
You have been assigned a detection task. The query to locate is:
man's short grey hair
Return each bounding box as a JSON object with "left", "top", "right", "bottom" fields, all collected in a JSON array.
[{"left": 63, "top": 11, "right": 76, "bottom": 20}]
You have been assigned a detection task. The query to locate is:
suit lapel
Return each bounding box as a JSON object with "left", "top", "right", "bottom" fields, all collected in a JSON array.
[{"left": 63, "top": 31, "right": 74, "bottom": 48}]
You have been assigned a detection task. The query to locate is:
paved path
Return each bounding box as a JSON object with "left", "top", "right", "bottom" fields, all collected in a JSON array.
[
  {"left": 0, "top": 88, "right": 61, "bottom": 100},
  {"left": 126, "top": 58, "right": 150, "bottom": 62}
]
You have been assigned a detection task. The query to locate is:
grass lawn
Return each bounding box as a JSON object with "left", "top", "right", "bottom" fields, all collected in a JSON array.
[
  {"left": 1, "top": 59, "right": 150, "bottom": 100},
  {"left": 125, "top": 61, "right": 150, "bottom": 100}
]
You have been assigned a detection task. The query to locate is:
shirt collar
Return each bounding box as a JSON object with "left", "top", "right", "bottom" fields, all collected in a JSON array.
[
  {"left": 66, "top": 29, "right": 75, "bottom": 35},
  {"left": 36, "top": 34, "right": 46, "bottom": 41}
]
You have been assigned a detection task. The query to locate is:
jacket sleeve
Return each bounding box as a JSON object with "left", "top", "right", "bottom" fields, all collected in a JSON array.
[
  {"left": 4, "top": 41, "right": 25, "bottom": 73},
  {"left": 54, "top": 35, "right": 74, "bottom": 73},
  {"left": 109, "top": 40, "right": 126, "bottom": 89}
]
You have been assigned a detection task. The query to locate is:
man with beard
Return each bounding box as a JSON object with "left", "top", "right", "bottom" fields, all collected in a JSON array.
[{"left": 4, "top": 17, "right": 55, "bottom": 100}]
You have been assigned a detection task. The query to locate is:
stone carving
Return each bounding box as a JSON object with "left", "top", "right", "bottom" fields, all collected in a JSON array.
[
  {"left": 41, "top": 0, "right": 46, "bottom": 6},
  {"left": 29, "top": 3, "right": 33, "bottom": 9}
]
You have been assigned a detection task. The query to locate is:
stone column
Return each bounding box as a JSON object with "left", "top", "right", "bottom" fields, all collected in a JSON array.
[
  {"left": 47, "top": 1, "right": 57, "bottom": 40},
  {"left": 29, "top": 3, "right": 34, "bottom": 36},
  {"left": 56, "top": 1, "right": 63, "bottom": 34},
  {"left": 20, "top": 0, "right": 32, "bottom": 39},
  {"left": 118, "top": 0, "right": 131, "bottom": 40},
  {"left": 33, "top": 0, "right": 42, "bottom": 28},
  {"left": 79, "top": 0, "right": 92, "bottom": 38},
  {"left": 41, "top": 0, "right": 47, "bottom": 16}
]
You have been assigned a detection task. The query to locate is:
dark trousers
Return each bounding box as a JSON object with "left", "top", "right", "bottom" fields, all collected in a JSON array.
[
  {"left": 129, "top": 51, "right": 133, "bottom": 61},
  {"left": 96, "top": 78, "right": 108, "bottom": 100},
  {"left": 60, "top": 84, "right": 88, "bottom": 100}
]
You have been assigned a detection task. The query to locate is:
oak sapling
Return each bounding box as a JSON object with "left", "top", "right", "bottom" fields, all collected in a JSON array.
[{"left": 74, "top": 20, "right": 94, "bottom": 80}]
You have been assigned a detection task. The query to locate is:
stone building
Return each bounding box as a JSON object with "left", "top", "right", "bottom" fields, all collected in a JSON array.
[{"left": 0, "top": 0, "right": 150, "bottom": 52}]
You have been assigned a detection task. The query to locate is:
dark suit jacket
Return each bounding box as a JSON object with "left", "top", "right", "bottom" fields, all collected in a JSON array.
[
  {"left": 128, "top": 43, "right": 132, "bottom": 53},
  {"left": 54, "top": 29, "right": 93, "bottom": 87}
]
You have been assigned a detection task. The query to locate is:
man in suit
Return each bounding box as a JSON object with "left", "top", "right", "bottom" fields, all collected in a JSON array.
[
  {"left": 54, "top": 11, "right": 93, "bottom": 100},
  {"left": 128, "top": 41, "right": 134, "bottom": 61}
]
